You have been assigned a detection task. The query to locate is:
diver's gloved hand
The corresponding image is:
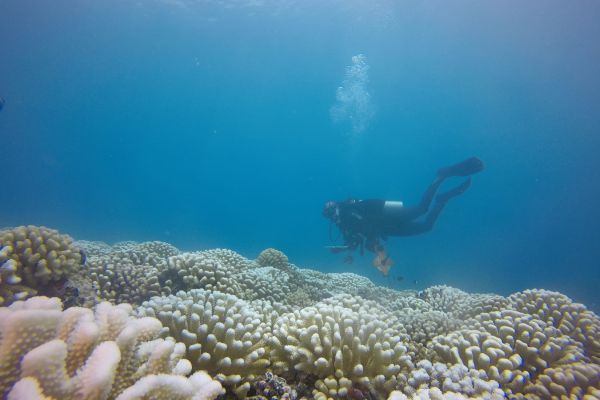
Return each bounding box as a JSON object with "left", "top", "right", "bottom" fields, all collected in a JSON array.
[{"left": 437, "top": 157, "right": 485, "bottom": 178}]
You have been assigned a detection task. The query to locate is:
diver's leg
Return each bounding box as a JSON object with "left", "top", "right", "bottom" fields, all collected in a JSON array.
[
  {"left": 385, "top": 174, "right": 446, "bottom": 221},
  {"left": 389, "top": 200, "right": 447, "bottom": 236},
  {"left": 390, "top": 157, "right": 484, "bottom": 222},
  {"left": 397, "top": 175, "right": 446, "bottom": 220},
  {"left": 387, "top": 178, "right": 471, "bottom": 236},
  {"left": 406, "top": 157, "right": 484, "bottom": 218}
]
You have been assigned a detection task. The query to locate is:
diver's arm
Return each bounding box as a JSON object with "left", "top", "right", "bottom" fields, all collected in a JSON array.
[
  {"left": 342, "top": 231, "right": 364, "bottom": 253},
  {"left": 365, "top": 236, "right": 380, "bottom": 253}
]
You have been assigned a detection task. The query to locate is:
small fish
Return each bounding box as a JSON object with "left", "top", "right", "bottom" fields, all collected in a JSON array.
[
  {"left": 396, "top": 276, "right": 404, "bottom": 282},
  {"left": 0, "top": 96, "right": 4, "bottom": 112},
  {"left": 79, "top": 249, "right": 87, "bottom": 265},
  {"left": 413, "top": 279, "right": 418, "bottom": 285},
  {"left": 343, "top": 255, "right": 354, "bottom": 264}
]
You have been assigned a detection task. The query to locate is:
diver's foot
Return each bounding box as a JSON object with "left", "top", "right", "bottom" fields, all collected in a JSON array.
[
  {"left": 436, "top": 177, "right": 471, "bottom": 203},
  {"left": 437, "top": 157, "right": 485, "bottom": 178}
]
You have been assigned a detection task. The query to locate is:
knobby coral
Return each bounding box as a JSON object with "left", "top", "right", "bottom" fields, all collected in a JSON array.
[
  {"left": 0, "top": 296, "right": 223, "bottom": 400},
  {"left": 0, "top": 226, "right": 83, "bottom": 306},
  {"left": 1, "top": 232, "right": 599, "bottom": 400}
]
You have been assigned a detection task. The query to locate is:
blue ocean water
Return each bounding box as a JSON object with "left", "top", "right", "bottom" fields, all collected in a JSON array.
[{"left": 1, "top": 0, "right": 599, "bottom": 310}]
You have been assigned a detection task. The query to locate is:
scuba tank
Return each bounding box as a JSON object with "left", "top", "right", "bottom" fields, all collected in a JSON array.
[{"left": 383, "top": 201, "right": 404, "bottom": 217}]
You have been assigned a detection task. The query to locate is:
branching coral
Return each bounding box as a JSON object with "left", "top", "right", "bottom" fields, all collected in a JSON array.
[
  {"left": 399, "top": 360, "right": 505, "bottom": 399},
  {"left": 0, "top": 226, "right": 83, "bottom": 306},
  {"left": 200, "top": 249, "right": 254, "bottom": 271},
  {"left": 0, "top": 296, "right": 223, "bottom": 400},
  {"left": 430, "top": 308, "right": 592, "bottom": 397},
  {"left": 256, "top": 248, "right": 290, "bottom": 271},
  {"left": 400, "top": 311, "right": 460, "bottom": 362},
  {"left": 270, "top": 294, "right": 412, "bottom": 398},
  {"left": 158, "top": 252, "right": 243, "bottom": 296},
  {"left": 510, "top": 289, "right": 600, "bottom": 363},
  {"left": 87, "top": 252, "right": 162, "bottom": 305},
  {"left": 237, "top": 266, "right": 295, "bottom": 304},
  {"left": 419, "top": 286, "right": 510, "bottom": 320},
  {"left": 2, "top": 230, "right": 600, "bottom": 400},
  {"left": 138, "top": 289, "right": 271, "bottom": 396}
]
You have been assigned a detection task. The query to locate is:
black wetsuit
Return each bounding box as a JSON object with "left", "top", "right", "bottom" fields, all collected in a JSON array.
[
  {"left": 335, "top": 175, "right": 458, "bottom": 253},
  {"left": 328, "top": 157, "right": 484, "bottom": 255}
]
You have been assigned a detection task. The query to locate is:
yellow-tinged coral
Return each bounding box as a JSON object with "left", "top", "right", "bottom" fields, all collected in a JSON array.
[
  {"left": 3, "top": 230, "right": 600, "bottom": 400},
  {"left": 236, "top": 266, "right": 292, "bottom": 303},
  {"left": 420, "top": 286, "right": 510, "bottom": 320},
  {"left": 256, "top": 248, "right": 289, "bottom": 271},
  {"left": 400, "top": 311, "right": 460, "bottom": 362},
  {"left": 510, "top": 289, "right": 600, "bottom": 363},
  {"left": 0, "top": 226, "right": 83, "bottom": 306},
  {"left": 159, "top": 252, "right": 244, "bottom": 296},
  {"left": 0, "top": 296, "right": 222, "bottom": 400},
  {"left": 200, "top": 248, "right": 254, "bottom": 271},
  {"left": 269, "top": 294, "right": 412, "bottom": 397},
  {"left": 86, "top": 252, "right": 162, "bottom": 305},
  {"left": 431, "top": 308, "right": 591, "bottom": 397},
  {"left": 510, "top": 361, "right": 600, "bottom": 400},
  {"left": 138, "top": 289, "right": 272, "bottom": 395}
]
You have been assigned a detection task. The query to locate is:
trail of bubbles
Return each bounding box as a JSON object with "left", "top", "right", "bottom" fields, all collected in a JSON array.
[{"left": 330, "top": 54, "right": 375, "bottom": 136}]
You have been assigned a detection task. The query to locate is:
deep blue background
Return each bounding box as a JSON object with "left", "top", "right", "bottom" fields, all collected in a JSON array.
[{"left": 1, "top": 0, "right": 599, "bottom": 310}]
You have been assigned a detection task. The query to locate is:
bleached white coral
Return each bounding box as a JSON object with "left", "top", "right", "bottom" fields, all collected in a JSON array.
[
  {"left": 400, "top": 360, "right": 504, "bottom": 399},
  {"left": 420, "top": 286, "right": 510, "bottom": 320},
  {"left": 115, "top": 371, "right": 224, "bottom": 400},
  {"left": 0, "top": 296, "right": 220, "bottom": 400}
]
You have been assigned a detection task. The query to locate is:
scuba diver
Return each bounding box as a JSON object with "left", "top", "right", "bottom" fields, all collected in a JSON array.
[{"left": 323, "top": 157, "right": 485, "bottom": 276}]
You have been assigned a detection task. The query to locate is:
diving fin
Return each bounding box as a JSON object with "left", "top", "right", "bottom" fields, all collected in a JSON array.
[
  {"left": 436, "top": 177, "right": 472, "bottom": 204},
  {"left": 437, "top": 157, "right": 485, "bottom": 178}
]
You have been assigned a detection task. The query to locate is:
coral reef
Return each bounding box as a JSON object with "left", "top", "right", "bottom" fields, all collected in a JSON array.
[
  {"left": 158, "top": 252, "right": 244, "bottom": 296},
  {"left": 256, "top": 248, "right": 290, "bottom": 271},
  {"left": 398, "top": 360, "right": 505, "bottom": 399},
  {"left": 0, "top": 226, "right": 84, "bottom": 306},
  {"left": 138, "top": 289, "right": 272, "bottom": 397},
  {"left": 1, "top": 228, "right": 600, "bottom": 400},
  {"left": 86, "top": 251, "right": 163, "bottom": 305},
  {"left": 0, "top": 296, "right": 223, "bottom": 400},
  {"left": 269, "top": 294, "right": 413, "bottom": 398},
  {"left": 248, "top": 371, "right": 297, "bottom": 400}
]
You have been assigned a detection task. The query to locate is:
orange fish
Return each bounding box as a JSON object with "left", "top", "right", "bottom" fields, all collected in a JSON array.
[{"left": 373, "top": 249, "right": 393, "bottom": 276}]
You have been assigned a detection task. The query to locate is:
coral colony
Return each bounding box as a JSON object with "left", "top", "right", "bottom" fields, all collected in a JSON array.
[{"left": 1, "top": 226, "right": 599, "bottom": 399}]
